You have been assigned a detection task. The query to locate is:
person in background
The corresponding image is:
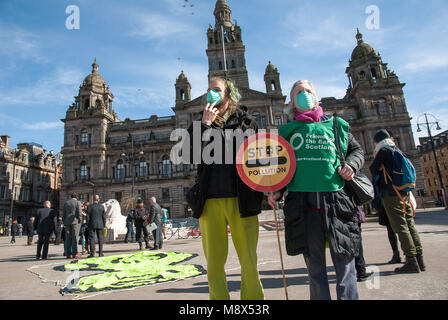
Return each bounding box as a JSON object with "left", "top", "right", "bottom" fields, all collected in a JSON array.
[
  {"left": 134, "top": 199, "right": 151, "bottom": 251},
  {"left": 370, "top": 129, "right": 425, "bottom": 273},
  {"left": 26, "top": 217, "right": 35, "bottom": 245},
  {"left": 124, "top": 210, "right": 136, "bottom": 243},
  {"left": 18, "top": 223, "right": 23, "bottom": 237},
  {"left": 354, "top": 206, "right": 374, "bottom": 282},
  {"left": 55, "top": 216, "right": 63, "bottom": 245},
  {"left": 161, "top": 208, "right": 168, "bottom": 240},
  {"left": 10, "top": 221, "right": 18, "bottom": 244},
  {"left": 80, "top": 202, "right": 89, "bottom": 255},
  {"left": 5, "top": 221, "right": 10, "bottom": 236},
  {"left": 63, "top": 193, "right": 82, "bottom": 259},
  {"left": 86, "top": 195, "right": 106, "bottom": 258},
  {"left": 149, "top": 197, "right": 163, "bottom": 250},
  {"left": 35, "top": 201, "right": 58, "bottom": 260}
]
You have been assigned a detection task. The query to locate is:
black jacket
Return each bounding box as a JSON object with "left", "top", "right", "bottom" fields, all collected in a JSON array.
[
  {"left": 26, "top": 220, "right": 35, "bottom": 236},
  {"left": 187, "top": 109, "right": 264, "bottom": 219},
  {"left": 36, "top": 208, "right": 58, "bottom": 234},
  {"left": 149, "top": 203, "right": 162, "bottom": 225},
  {"left": 134, "top": 208, "right": 149, "bottom": 227},
  {"left": 282, "top": 115, "right": 365, "bottom": 260},
  {"left": 86, "top": 202, "right": 106, "bottom": 229}
]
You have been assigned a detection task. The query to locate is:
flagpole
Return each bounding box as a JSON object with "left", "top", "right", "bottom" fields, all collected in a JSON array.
[{"left": 221, "top": 24, "right": 228, "bottom": 72}]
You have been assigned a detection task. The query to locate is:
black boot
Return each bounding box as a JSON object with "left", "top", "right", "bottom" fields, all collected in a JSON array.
[
  {"left": 416, "top": 253, "right": 426, "bottom": 272},
  {"left": 388, "top": 250, "right": 402, "bottom": 264},
  {"left": 394, "top": 256, "right": 420, "bottom": 274},
  {"left": 139, "top": 243, "right": 143, "bottom": 251}
]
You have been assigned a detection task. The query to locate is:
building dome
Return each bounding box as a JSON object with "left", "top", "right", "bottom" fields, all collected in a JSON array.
[
  {"left": 265, "top": 61, "right": 278, "bottom": 73},
  {"left": 350, "top": 29, "right": 378, "bottom": 61},
  {"left": 83, "top": 58, "right": 106, "bottom": 87}
]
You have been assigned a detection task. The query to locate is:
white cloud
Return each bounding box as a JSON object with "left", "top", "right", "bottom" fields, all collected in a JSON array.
[{"left": 23, "top": 121, "right": 63, "bottom": 130}]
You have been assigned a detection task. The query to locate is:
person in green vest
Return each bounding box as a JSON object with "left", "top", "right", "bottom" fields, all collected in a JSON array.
[{"left": 268, "top": 80, "right": 365, "bottom": 300}]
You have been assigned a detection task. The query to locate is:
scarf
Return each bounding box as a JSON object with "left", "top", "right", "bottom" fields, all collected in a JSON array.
[
  {"left": 294, "top": 106, "right": 324, "bottom": 123},
  {"left": 374, "top": 138, "right": 396, "bottom": 157}
]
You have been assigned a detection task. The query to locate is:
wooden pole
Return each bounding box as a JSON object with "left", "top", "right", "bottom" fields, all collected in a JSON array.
[{"left": 271, "top": 192, "right": 289, "bottom": 300}]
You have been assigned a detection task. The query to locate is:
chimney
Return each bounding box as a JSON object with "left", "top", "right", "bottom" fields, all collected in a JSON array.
[{"left": 0, "top": 135, "right": 10, "bottom": 148}]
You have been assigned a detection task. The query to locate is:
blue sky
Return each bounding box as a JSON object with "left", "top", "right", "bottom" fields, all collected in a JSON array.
[{"left": 0, "top": 0, "right": 447, "bottom": 154}]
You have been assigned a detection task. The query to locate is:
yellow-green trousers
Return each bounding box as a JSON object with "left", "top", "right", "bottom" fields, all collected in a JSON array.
[{"left": 199, "top": 197, "right": 265, "bottom": 300}]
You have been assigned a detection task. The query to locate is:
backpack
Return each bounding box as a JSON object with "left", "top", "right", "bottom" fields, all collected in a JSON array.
[{"left": 382, "top": 146, "right": 417, "bottom": 215}]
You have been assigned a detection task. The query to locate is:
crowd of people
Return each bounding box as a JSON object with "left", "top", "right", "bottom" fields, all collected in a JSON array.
[{"left": 7, "top": 194, "right": 169, "bottom": 261}]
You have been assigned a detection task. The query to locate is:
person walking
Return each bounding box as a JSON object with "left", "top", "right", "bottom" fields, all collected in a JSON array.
[
  {"left": 63, "top": 193, "right": 82, "bottom": 259},
  {"left": 134, "top": 199, "right": 151, "bottom": 251},
  {"left": 54, "top": 217, "right": 63, "bottom": 245},
  {"left": 162, "top": 208, "right": 168, "bottom": 240},
  {"left": 370, "top": 129, "right": 425, "bottom": 273},
  {"left": 35, "top": 201, "right": 58, "bottom": 260},
  {"left": 269, "top": 80, "right": 364, "bottom": 300},
  {"left": 17, "top": 223, "right": 23, "bottom": 237},
  {"left": 186, "top": 76, "right": 265, "bottom": 300},
  {"left": 10, "top": 221, "right": 18, "bottom": 244},
  {"left": 26, "top": 217, "right": 35, "bottom": 245},
  {"left": 124, "top": 210, "right": 136, "bottom": 243},
  {"left": 86, "top": 195, "right": 106, "bottom": 258},
  {"left": 149, "top": 197, "right": 163, "bottom": 250}
]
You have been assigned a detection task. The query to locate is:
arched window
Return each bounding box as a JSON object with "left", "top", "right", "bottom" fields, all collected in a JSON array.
[
  {"left": 162, "top": 155, "right": 171, "bottom": 175},
  {"left": 371, "top": 68, "right": 378, "bottom": 81},
  {"left": 180, "top": 90, "right": 185, "bottom": 100},
  {"left": 117, "top": 160, "right": 125, "bottom": 179},
  {"left": 81, "top": 129, "right": 89, "bottom": 145},
  {"left": 84, "top": 99, "right": 90, "bottom": 110},
  {"left": 271, "top": 81, "right": 277, "bottom": 91},
  {"left": 80, "top": 162, "right": 88, "bottom": 180},
  {"left": 139, "top": 158, "right": 148, "bottom": 177}
]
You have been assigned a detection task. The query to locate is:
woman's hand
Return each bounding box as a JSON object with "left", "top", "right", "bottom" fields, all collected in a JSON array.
[
  {"left": 268, "top": 192, "right": 282, "bottom": 209},
  {"left": 202, "top": 102, "right": 219, "bottom": 126},
  {"left": 338, "top": 164, "right": 355, "bottom": 181}
]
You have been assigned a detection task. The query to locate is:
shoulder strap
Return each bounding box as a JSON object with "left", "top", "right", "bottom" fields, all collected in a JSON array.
[{"left": 332, "top": 114, "right": 345, "bottom": 164}]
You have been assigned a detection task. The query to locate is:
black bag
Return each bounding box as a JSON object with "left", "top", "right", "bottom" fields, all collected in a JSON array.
[
  {"left": 186, "top": 165, "right": 210, "bottom": 219},
  {"left": 333, "top": 116, "right": 375, "bottom": 206}
]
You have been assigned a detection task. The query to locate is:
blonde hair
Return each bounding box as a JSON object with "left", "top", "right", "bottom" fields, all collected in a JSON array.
[
  {"left": 209, "top": 76, "right": 241, "bottom": 114},
  {"left": 284, "top": 80, "right": 319, "bottom": 121}
]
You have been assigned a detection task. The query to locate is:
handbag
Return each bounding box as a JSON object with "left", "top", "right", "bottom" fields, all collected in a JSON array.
[{"left": 333, "top": 116, "right": 375, "bottom": 206}]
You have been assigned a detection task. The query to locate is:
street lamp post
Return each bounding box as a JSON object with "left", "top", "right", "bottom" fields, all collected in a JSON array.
[
  {"left": 121, "top": 134, "right": 144, "bottom": 196},
  {"left": 417, "top": 113, "right": 447, "bottom": 209}
]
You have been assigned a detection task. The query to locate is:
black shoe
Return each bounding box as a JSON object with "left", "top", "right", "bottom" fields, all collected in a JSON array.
[
  {"left": 388, "top": 251, "right": 402, "bottom": 264},
  {"left": 395, "top": 256, "right": 420, "bottom": 274},
  {"left": 36, "top": 256, "right": 40, "bottom": 260},
  {"left": 139, "top": 244, "right": 143, "bottom": 251},
  {"left": 150, "top": 247, "right": 159, "bottom": 250},
  {"left": 357, "top": 272, "right": 374, "bottom": 282},
  {"left": 416, "top": 253, "right": 426, "bottom": 272},
  {"left": 88, "top": 254, "right": 95, "bottom": 258},
  {"left": 124, "top": 240, "right": 128, "bottom": 243}
]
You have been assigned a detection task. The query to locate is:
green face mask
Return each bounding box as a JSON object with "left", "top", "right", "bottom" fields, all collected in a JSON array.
[
  {"left": 296, "top": 91, "right": 315, "bottom": 111},
  {"left": 207, "top": 90, "right": 221, "bottom": 105}
]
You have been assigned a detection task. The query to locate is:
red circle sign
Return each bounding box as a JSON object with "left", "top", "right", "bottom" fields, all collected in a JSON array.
[{"left": 236, "top": 132, "right": 296, "bottom": 193}]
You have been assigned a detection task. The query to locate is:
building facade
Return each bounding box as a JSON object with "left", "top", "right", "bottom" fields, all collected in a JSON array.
[
  {"left": 0, "top": 135, "right": 62, "bottom": 228},
  {"left": 418, "top": 130, "right": 448, "bottom": 204},
  {"left": 60, "top": 0, "right": 422, "bottom": 217}
]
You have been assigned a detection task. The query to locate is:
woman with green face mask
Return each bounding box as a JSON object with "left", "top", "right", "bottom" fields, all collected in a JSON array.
[
  {"left": 187, "top": 76, "right": 265, "bottom": 300},
  {"left": 268, "top": 80, "right": 366, "bottom": 300}
]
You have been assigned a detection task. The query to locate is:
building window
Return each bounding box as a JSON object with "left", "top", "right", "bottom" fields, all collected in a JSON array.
[
  {"left": 253, "top": 112, "right": 262, "bottom": 126},
  {"left": 218, "top": 61, "right": 223, "bottom": 70},
  {"left": 138, "top": 189, "right": 146, "bottom": 201},
  {"left": 79, "top": 193, "right": 89, "bottom": 203},
  {"left": 80, "top": 162, "right": 88, "bottom": 180},
  {"left": 1, "top": 166, "right": 6, "bottom": 177},
  {"left": 184, "top": 187, "right": 190, "bottom": 200},
  {"left": 20, "top": 170, "right": 26, "bottom": 181},
  {"left": 0, "top": 186, "right": 6, "bottom": 199},
  {"left": 162, "top": 188, "right": 170, "bottom": 200},
  {"left": 261, "top": 116, "right": 267, "bottom": 128},
  {"left": 183, "top": 164, "right": 190, "bottom": 174},
  {"left": 161, "top": 155, "right": 171, "bottom": 175},
  {"left": 423, "top": 156, "right": 426, "bottom": 163},
  {"left": 428, "top": 179, "right": 432, "bottom": 187},
  {"left": 139, "top": 159, "right": 148, "bottom": 177},
  {"left": 378, "top": 98, "right": 388, "bottom": 116},
  {"left": 81, "top": 129, "right": 89, "bottom": 145},
  {"left": 115, "top": 192, "right": 122, "bottom": 202},
  {"left": 231, "top": 60, "right": 236, "bottom": 69},
  {"left": 117, "top": 160, "right": 125, "bottom": 179},
  {"left": 434, "top": 178, "right": 438, "bottom": 186},
  {"left": 275, "top": 116, "right": 282, "bottom": 127},
  {"left": 21, "top": 153, "right": 27, "bottom": 162}
]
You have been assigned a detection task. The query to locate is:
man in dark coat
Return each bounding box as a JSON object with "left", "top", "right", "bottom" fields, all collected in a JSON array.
[
  {"left": 134, "top": 199, "right": 150, "bottom": 251},
  {"left": 10, "top": 221, "right": 18, "bottom": 243},
  {"left": 86, "top": 195, "right": 106, "bottom": 257},
  {"left": 54, "top": 216, "right": 63, "bottom": 245},
  {"left": 35, "top": 201, "right": 58, "bottom": 260},
  {"left": 149, "top": 197, "right": 163, "bottom": 250},
  {"left": 63, "top": 193, "right": 82, "bottom": 259},
  {"left": 26, "top": 217, "right": 35, "bottom": 246}
]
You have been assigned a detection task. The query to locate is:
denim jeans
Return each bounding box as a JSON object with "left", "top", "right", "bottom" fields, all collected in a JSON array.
[{"left": 303, "top": 209, "right": 360, "bottom": 300}]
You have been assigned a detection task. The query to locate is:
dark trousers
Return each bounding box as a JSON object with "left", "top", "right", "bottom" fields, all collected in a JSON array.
[
  {"left": 303, "top": 209, "right": 359, "bottom": 300},
  {"left": 124, "top": 224, "right": 135, "bottom": 242},
  {"left": 355, "top": 223, "right": 367, "bottom": 276},
  {"left": 10, "top": 234, "right": 15, "bottom": 243},
  {"left": 152, "top": 225, "right": 163, "bottom": 249},
  {"left": 89, "top": 228, "right": 103, "bottom": 256},
  {"left": 27, "top": 235, "right": 34, "bottom": 245},
  {"left": 135, "top": 225, "right": 150, "bottom": 246},
  {"left": 55, "top": 229, "right": 62, "bottom": 245},
  {"left": 37, "top": 232, "right": 51, "bottom": 259}
]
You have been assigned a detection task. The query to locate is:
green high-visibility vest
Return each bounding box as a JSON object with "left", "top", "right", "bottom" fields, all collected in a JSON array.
[{"left": 278, "top": 117, "right": 349, "bottom": 192}]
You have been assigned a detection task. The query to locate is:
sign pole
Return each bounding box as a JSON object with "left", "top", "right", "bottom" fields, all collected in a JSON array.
[{"left": 271, "top": 192, "right": 289, "bottom": 300}]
